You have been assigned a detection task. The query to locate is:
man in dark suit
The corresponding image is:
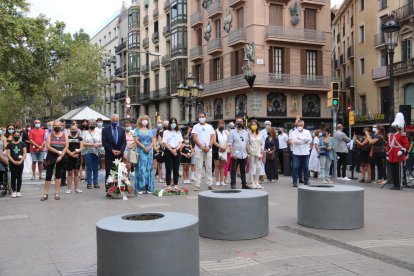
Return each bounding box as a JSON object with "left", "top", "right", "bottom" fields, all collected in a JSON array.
[{"left": 102, "top": 114, "right": 126, "bottom": 197}]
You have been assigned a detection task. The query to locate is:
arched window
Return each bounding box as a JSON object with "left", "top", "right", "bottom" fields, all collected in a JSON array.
[
  {"left": 235, "top": 95, "right": 247, "bottom": 117},
  {"left": 214, "top": 98, "right": 223, "bottom": 119},
  {"left": 267, "top": 93, "right": 287, "bottom": 117}
]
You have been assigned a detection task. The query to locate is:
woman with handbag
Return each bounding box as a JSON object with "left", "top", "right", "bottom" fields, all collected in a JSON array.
[
  {"left": 367, "top": 125, "right": 388, "bottom": 185},
  {"left": 212, "top": 120, "right": 228, "bottom": 187},
  {"left": 123, "top": 120, "right": 136, "bottom": 176},
  {"left": 354, "top": 128, "right": 372, "bottom": 183},
  {"left": 81, "top": 120, "right": 102, "bottom": 189},
  {"left": 265, "top": 127, "right": 279, "bottom": 183},
  {"left": 318, "top": 127, "right": 335, "bottom": 184}
]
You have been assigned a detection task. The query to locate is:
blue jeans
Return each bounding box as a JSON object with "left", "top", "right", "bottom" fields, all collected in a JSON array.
[
  {"left": 293, "top": 154, "right": 309, "bottom": 185},
  {"left": 83, "top": 153, "right": 99, "bottom": 185}
]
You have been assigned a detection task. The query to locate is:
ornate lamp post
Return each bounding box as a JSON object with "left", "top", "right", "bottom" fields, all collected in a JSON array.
[
  {"left": 382, "top": 14, "right": 401, "bottom": 123},
  {"left": 177, "top": 74, "right": 204, "bottom": 125}
]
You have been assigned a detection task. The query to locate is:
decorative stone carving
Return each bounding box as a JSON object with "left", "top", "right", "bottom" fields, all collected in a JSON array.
[
  {"left": 223, "top": 10, "right": 232, "bottom": 33},
  {"left": 235, "top": 94, "right": 247, "bottom": 117},
  {"left": 214, "top": 98, "right": 223, "bottom": 119},
  {"left": 245, "top": 42, "right": 255, "bottom": 62},
  {"left": 291, "top": 95, "right": 298, "bottom": 113},
  {"left": 204, "top": 21, "right": 212, "bottom": 42},
  {"left": 290, "top": 0, "right": 301, "bottom": 26},
  {"left": 202, "top": 0, "right": 212, "bottom": 9},
  {"left": 267, "top": 93, "right": 287, "bottom": 117}
]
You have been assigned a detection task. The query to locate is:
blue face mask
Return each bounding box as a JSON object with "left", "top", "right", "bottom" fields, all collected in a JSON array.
[
  {"left": 0, "top": 130, "right": 3, "bottom": 135},
  {"left": 111, "top": 122, "right": 118, "bottom": 128},
  {"left": 34, "top": 123, "right": 41, "bottom": 128},
  {"left": 126, "top": 126, "right": 132, "bottom": 132},
  {"left": 97, "top": 122, "right": 103, "bottom": 127},
  {"left": 8, "top": 129, "right": 14, "bottom": 134},
  {"left": 171, "top": 123, "right": 177, "bottom": 129}
]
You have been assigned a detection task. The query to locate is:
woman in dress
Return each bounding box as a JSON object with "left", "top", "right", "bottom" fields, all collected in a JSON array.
[
  {"left": 81, "top": 120, "right": 102, "bottom": 189},
  {"left": 309, "top": 129, "right": 321, "bottom": 178},
  {"left": 249, "top": 119, "right": 264, "bottom": 189},
  {"left": 134, "top": 115, "right": 155, "bottom": 194},
  {"left": 41, "top": 121, "right": 68, "bottom": 201},
  {"left": 123, "top": 120, "right": 135, "bottom": 176},
  {"left": 66, "top": 124, "right": 83, "bottom": 194},
  {"left": 212, "top": 120, "right": 228, "bottom": 186},
  {"left": 354, "top": 128, "right": 372, "bottom": 183},
  {"left": 264, "top": 127, "right": 279, "bottom": 183},
  {"left": 318, "top": 127, "right": 335, "bottom": 184},
  {"left": 367, "top": 126, "right": 387, "bottom": 185},
  {"left": 162, "top": 117, "right": 183, "bottom": 188}
]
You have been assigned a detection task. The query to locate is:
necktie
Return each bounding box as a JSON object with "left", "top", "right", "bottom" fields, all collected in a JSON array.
[{"left": 113, "top": 127, "right": 118, "bottom": 145}]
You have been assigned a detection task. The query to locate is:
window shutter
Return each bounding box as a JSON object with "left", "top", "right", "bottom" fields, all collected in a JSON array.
[
  {"left": 238, "top": 48, "right": 245, "bottom": 75},
  {"left": 192, "top": 65, "right": 196, "bottom": 79},
  {"left": 300, "top": 49, "right": 307, "bottom": 75},
  {"left": 231, "top": 52, "right": 236, "bottom": 76},
  {"left": 401, "top": 39, "right": 407, "bottom": 61},
  {"left": 200, "top": 63, "right": 204, "bottom": 83},
  {"left": 317, "top": 50, "right": 323, "bottom": 76},
  {"left": 269, "top": 47, "right": 274, "bottom": 73},
  {"left": 269, "top": 4, "right": 283, "bottom": 26},
  {"left": 220, "top": 57, "right": 224, "bottom": 79},
  {"left": 283, "top": 48, "right": 290, "bottom": 74},
  {"left": 209, "top": 59, "right": 214, "bottom": 81}
]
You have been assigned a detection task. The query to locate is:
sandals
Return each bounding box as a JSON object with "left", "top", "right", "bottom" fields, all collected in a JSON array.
[
  {"left": 40, "top": 194, "right": 48, "bottom": 201},
  {"left": 55, "top": 193, "right": 60, "bottom": 200}
]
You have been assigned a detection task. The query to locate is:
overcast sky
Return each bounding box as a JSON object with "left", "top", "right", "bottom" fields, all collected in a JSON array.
[{"left": 29, "top": 0, "right": 345, "bottom": 36}]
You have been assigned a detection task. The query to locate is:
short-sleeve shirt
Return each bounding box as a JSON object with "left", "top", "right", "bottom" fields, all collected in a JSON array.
[
  {"left": 228, "top": 129, "right": 250, "bottom": 159},
  {"left": 28, "top": 128, "right": 46, "bottom": 152},
  {"left": 162, "top": 130, "right": 183, "bottom": 148},
  {"left": 191, "top": 123, "right": 215, "bottom": 152},
  {"left": 7, "top": 142, "right": 26, "bottom": 161},
  {"left": 68, "top": 135, "right": 83, "bottom": 152}
]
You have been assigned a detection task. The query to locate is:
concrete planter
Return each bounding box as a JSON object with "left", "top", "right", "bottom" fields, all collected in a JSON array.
[
  {"left": 198, "top": 190, "right": 268, "bottom": 240},
  {"left": 298, "top": 185, "right": 364, "bottom": 230},
  {"left": 96, "top": 212, "right": 199, "bottom": 276}
]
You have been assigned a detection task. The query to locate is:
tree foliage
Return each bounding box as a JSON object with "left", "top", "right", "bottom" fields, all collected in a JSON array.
[{"left": 0, "top": 0, "right": 107, "bottom": 125}]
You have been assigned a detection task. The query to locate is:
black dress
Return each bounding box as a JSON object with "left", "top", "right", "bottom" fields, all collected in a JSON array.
[{"left": 265, "top": 137, "right": 279, "bottom": 181}]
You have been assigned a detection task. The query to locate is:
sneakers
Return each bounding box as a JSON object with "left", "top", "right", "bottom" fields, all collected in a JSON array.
[
  {"left": 342, "top": 177, "right": 352, "bottom": 181},
  {"left": 75, "top": 189, "right": 82, "bottom": 193},
  {"left": 11, "top": 192, "right": 17, "bottom": 198},
  {"left": 66, "top": 190, "right": 71, "bottom": 194},
  {"left": 256, "top": 184, "right": 264, "bottom": 189},
  {"left": 194, "top": 185, "right": 200, "bottom": 191},
  {"left": 159, "top": 178, "right": 164, "bottom": 183},
  {"left": 328, "top": 179, "right": 334, "bottom": 184},
  {"left": 16, "top": 192, "right": 22, "bottom": 198},
  {"left": 220, "top": 181, "right": 226, "bottom": 186},
  {"left": 215, "top": 181, "right": 221, "bottom": 186},
  {"left": 323, "top": 180, "right": 329, "bottom": 184}
]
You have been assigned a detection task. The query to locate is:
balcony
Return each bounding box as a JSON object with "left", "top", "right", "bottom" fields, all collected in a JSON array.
[
  {"left": 114, "top": 90, "right": 126, "bottom": 101},
  {"left": 163, "top": 0, "right": 170, "bottom": 12},
  {"left": 141, "top": 64, "right": 149, "bottom": 75},
  {"left": 190, "top": 46, "right": 203, "bottom": 61},
  {"left": 115, "top": 67, "right": 122, "bottom": 76},
  {"left": 163, "top": 25, "right": 171, "bottom": 38},
  {"left": 345, "top": 76, "right": 354, "bottom": 88},
  {"left": 190, "top": 11, "right": 203, "bottom": 27},
  {"left": 347, "top": 45, "right": 354, "bottom": 60},
  {"left": 143, "top": 15, "right": 148, "bottom": 26},
  {"left": 139, "top": 92, "right": 150, "bottom": 102},
  {"left": 151, "top": 59, "right": 160, "bottom": 71},
  {"left": 265, "top": 26, "right": 326, "bottom": 45},
  {"left": 110, "top": 56, "right": 116, "bottom": 63},
  {"left": 115, "top": 41, "right": 126, "bottom": 53},
  {"left": 203, "top": 74, "right": 330, "bottom": 95},
  {"left": 334, "top": 59, "right": 339, "bottom": 71},
  {"left": 228, "top": 0, "right": 245, "bottom": 7},
  {"left": 394, "top": 57, "right": 414, "bottom": 77},
  {"left": 153, "top": 7, "right": 159, "bottom": 19},
  {"left": 152, "top": 32, "right": 159, "bottom": 44},
  {"left": 372, "top": 66, "right": 389, "bottom": 81},
  {"left": 374, "top": 32, "right": 385, "bottom": 48},
  {"left": 207, "top": 0, "right": 222, "bottom": 18},
  {"left": 301, "top": 0, "right": 326, "bottom": 6},
  {"left": 228, "top": 28, "right": 246, "bottom": 47},
  {"left": 158, "top": 87, "right": 171, "bottom": 99},
  {"left": 143, "top": 37, "right": 149, "bottom": 48},
  {"left": 340, "top": 54, "right": 345, "bottom": 65},
  {"left": 161, "top": 54, "right": 170, "bottom": 66},
  {"left": 206, "top": 38, "right": 222, "bottom": 55},
  {"left": 392, "top": 0, "right": 414, "bottom": 22}
]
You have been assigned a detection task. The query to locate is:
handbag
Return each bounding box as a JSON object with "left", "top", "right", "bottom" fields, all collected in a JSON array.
[
  {"left": 89, "top": 131, "right": 105, "bottom": 158},
  {"left": 266, "top": 147, "right": 276, "bottom": 160},
  {"left": 155, "top": 146, "right": 165, "bottom": 163},
  {"left": 127, "top": 148, "right": 138, "bottom": 164}
]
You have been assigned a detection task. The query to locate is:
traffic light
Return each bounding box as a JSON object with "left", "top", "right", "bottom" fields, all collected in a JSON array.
[
  {"left": 327, "top": 90, "right": 333, "bottom": 108},
  {"left": 349, "top": 111, "right": 355, "bottom": 126},
  {"left": 331, "top": 82, "right": 340, "bottom": 108}
]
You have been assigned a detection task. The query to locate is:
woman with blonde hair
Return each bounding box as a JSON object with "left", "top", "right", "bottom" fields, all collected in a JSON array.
[
  {"left": 248, "top": 119, "right": 264, "bottom": 189},
  {"left": 134, "top": 115, "right": 155, "bottom": 194}
]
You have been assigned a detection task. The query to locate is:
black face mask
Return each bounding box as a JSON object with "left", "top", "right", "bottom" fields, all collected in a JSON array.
[
  {"left": 89, "top": 126, "right": 96, "bottom": 130},
  {"left": 81, "top": 125, "right": 88, "bottom": 130},
  {"left": 54, "top": 127, "right": 61, "bottom": 133},
  {"left": 13, "top": 136, "right": 20, "bottom": 141},
  {"left": 237, "top": 123, "right": 243, "bottom": 129},
  {"left": 218, "top": 126, "right": 224, "bottom": 131},
  {"left": 70, "top": 131, "right": 78, "bottom": 136}
]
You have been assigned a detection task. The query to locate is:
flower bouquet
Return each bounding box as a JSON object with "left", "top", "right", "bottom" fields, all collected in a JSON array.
[
  {"left": 153, "top": 186, "right": 189, "bottom": 197},
  {"left": 105, "top": 159, "right": 133, "bottom": 200}
]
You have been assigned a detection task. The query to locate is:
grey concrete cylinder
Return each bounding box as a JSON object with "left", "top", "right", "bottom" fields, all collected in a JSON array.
[
  {"left": 198, "top": 190, "right": 269, "bottom": 240},
  {"left": 298, "top": 185, "right": 364, "bottom": 230},
  {"left": 96, "top": 212, "right": 199, "bottom": 276}
]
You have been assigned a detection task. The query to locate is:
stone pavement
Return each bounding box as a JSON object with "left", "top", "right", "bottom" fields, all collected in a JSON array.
[{"left": 1, "top": 171, "right": 414, "bottom": 276}]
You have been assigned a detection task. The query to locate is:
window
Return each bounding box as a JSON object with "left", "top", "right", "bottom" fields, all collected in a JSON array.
[
  {"left": 360, "top": 0, "right": 364, "bottom": 11},
  {"left": 171, "top": 58, "right": 187, "bottom": 94},
  {"left": 231, "top": 48, "right": 244, "bottom": 76},
  {"left": 269, "top": 4, "right": 283, "bottom": 26},
  {"left": 360, "top": 95, "right": 367, "bottom": 115},
  {"left": 171, "top": 26, "right": 187, "bottom": 56},
  {"left": 128, "top": 9, "right": 140, "bottom": 28},
  {"left": 380, "top": 50, "right": 389, "bottom": 66},
  {"left": 128, "top": 53, "right": 140, "bottom": 74},
  {"left": 272, "top": 48, "right": 283, "bottom": 74},
  {"left": 359, "top": 25, "right": 364, "bottom": 43},
  {"left": 378, "top": 0, "right": 387, "bottom": 10},
  {"left": 405, "top": 84, "right": 414, "bottom": 107},
  {"left": 154, "top": 21, "right": 159, "bottom": 34},
  {"left": 236, "top": 8, "right": 244, "bottom": 28},
  {"left": 144, "top": 78, "right": 150, "bottom": 94},
  {"left": 155, "top": 74, "right": 159, "bottom": 90},
  {"left": 128, "top": 31, "right": 140, "bottom": 49},
  {"left": 196, "top": 28, "right": 202, "bottom": 46},
  {"left": 360, "top": 58, "right": 365, "bottom": 75},
  {"left": 402, "top": 38, "right": 412, "bottom": 61},
  {"left": 192, "top": 63, "right": 204, "bottom": 83},
  {"left": 304, "top": 9, "right": 317, "bottom": 30},
  {"left": 306, "top": 50, "right": 317, "bottom": 76},
  {"left": 171, "top": 0, "right": 187, "bottom": 25},
  {"left": 214, "top": 19, "right": 221, "bottom": 38},
  {"left": 210, "top": 57, "right": 223, "bottom": 81}
]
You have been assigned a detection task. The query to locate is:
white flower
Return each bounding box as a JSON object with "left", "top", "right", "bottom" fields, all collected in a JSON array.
[{"left": 107, "top": 175, "right": 114, "bottom": 184}]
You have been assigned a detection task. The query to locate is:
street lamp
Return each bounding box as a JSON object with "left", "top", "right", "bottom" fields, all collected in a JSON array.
[
  {"left": 177, "top": 74, "right": 204, "bottom": 125},
  {"left": 382, "top": 14, "right": 401, "bottom": 123}
]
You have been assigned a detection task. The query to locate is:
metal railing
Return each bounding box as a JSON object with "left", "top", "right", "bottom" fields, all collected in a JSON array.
[
  {"left": 347, "top": 45, "right": 354, "bottom": 59},
  {"left": 207, "top": 0, "right": 222, "bottom": 17},
  {"left": 143, "top": 37, "right": 149, "bottom": 48},
  {"left": 151, "top": 59, "right": 160, "bottom": 71},
  {"left": 152, "top": 32, "right": 159, "bottom": 44},
  {"left": 203, "top": 73, "right": 330, "bottom": 95},
  {"left": 265, "top": 26, "right": 326, "bottom": 43},
  {"left": 228, "top": 0, "right": 245, "bottom": 7},
  {"left": 153, "top": 7, "right": 159, "bottom": 18},
  {"left": 394, "top": 57, "right": 414, "bottom": 76},
  {"left": 374, "top": 32, "right": 385, "bottom": 47},
  {"left": 151, "top": 87, "right": 171, "bottom": 99},
  {"left": 190, "top": 11, "right": 203, "bottom": 27},
  {"left": 228, "top": 28, "right": 246, "bottom": 46},
  {"left": 392, "top": 0, "right": 414, "bottom": 21},
  {"left": 143, "top": 15, "right": 148, "bottom": 26},
  {"left": 161, "top": 54, "right": 170, "bottom": 66},
  {"left": 372, "top": 66, "right": 389, "bottom": 80},
  {"left": 163, "top": 0, "right": 170, "bottom": 12},
  {"left": 190, "top": 46, "right": 203, "bottom": 60},
  {"left": 115, "top": 41, "right": 126, "bottom": 53},
  {"left": 163, "top": 25, "right": 171, "bottom": 37},
  {"left": 141, "top": 64, "right": 149, "bottom": 75},
  {"left": 139, "top": 92, "right": 150, "bottom": 101},
  {"left": 207, "top": 38, "right": 222, "bottom": 54},
  {"left": 345, "top": 75, "right": 354, "bottom": 88}
]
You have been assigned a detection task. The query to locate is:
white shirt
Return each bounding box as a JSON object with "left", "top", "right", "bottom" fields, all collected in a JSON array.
[
  {"left": 290, "top": 128, "right": 312, "bottom": 156},
  {"left": 162, "top": 130, "right": 183, "bottom": 149},
  {"left": 278, "top": 132, "right": 289, "bottom": 149},
  {"left": 250, "top": 132, "right": 264, "bottom": 157},
  {"left": 260, "top": 128, "right": 268, "bottom": 145},
  {"left": 192, "top": 123, "right": 215, "bottom": 152}
]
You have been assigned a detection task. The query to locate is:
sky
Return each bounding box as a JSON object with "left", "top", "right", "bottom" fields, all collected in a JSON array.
[{"left": 29, "top": 0, "right": 345, "bottom": 36}]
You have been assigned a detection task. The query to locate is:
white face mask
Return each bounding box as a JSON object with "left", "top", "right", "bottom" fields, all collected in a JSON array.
[
  {"left": 297, "top": 126, "right": 304, "bottom": 132},
  {"left": 142, "top": 120, "right": 148, "bottom": 126},
  {"left": 373, "top": 127, "right": 377, "bottom": 133},
  {"left": 199, "top": 117, "right": 206, "bottom": 123}
]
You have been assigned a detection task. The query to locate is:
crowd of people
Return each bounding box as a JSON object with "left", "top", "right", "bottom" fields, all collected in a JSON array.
[{"left": 0, "top": 111, "right": 413, "bottom": 200}]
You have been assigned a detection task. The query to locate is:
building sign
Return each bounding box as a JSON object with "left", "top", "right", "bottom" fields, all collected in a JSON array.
[{"left": 355, "top": 114, "right": 387, "bottom": 125}]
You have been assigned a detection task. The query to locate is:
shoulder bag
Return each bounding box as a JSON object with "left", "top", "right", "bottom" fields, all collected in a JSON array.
[{"left": 89, "top": 131, "right": 105, "bottom": 158}]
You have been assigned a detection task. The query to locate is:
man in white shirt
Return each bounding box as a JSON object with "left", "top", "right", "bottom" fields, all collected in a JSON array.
[
  {"left": 277, "top": 127, "right": 288, "bottom": 174},
  {"left": 191, "top": 111, "right": 216, "bottom": 191},
  {"left": 290, "top": 120, "right": 312, "bottom": 187},
  {"left": 261, "top": 121, "right": 272, "bottom": 145}
]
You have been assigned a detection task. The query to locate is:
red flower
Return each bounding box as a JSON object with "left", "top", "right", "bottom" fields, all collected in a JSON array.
[
  {"left": 120, "top": 187, "right": 125, "bottom": 192},
  {"left": 108, "top": 185, "right": 118, "bottom": 194}
]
